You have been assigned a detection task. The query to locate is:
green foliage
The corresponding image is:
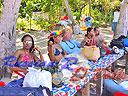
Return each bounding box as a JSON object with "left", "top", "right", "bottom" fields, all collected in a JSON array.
[
  {"left": 69, "top": 0, "right": 87, "bottom": 20},
  {"left": 81, "top": 0, "right": 121, "bottom": 27},
  {"left": 16, "top": 18, "right": 28, "bottom": 30},
  {"left": 0, "top": 0, "right": 3, "bottom": 15},
  {"left": 16, "top": 18, "right": 41, "bottom": 32},
  {"left": 16, "top": 0, "right": 122, "bottom": 31},
  {"left": 33, "top": 14, "right": 51, "bottom": 31},
  {"left": 18, "top": 0, "right": 63, "bottom": 31}
]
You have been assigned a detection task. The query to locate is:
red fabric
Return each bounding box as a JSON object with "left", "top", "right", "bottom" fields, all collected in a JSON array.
[
  {"left": 14, "top": 71, "right": 25, "bottom": 77},
  {"left": 114, "top": 92, "right": 128, "bottom": 96},
  {"left": 102, "top": 44, "right": 111, "bottom": 55},
  {"left": 60, "top": 16, "right": 69, "bottom": 20},
  {"left": 63, "top": 16, "right": 69, "bottom": 20},
  {"left": 0, "top": 81, "right": 6, "bottom": 86},
  {"left": 92, "top": 38, "right": 95, "bottom": 45}
]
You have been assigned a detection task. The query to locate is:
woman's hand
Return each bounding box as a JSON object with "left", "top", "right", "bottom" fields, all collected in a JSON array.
[
  {"left": 49, "top": 41, "right": 54, "bottom": 46},
  {"left": 33, "top": 47, "right": 44, "bottom": 61},
  {"left": 34, "top": 47, "right": 41, "bottom": 53}
]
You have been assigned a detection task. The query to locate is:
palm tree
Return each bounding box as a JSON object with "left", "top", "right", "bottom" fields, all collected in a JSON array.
[{"left": 0, "top": 0, "right": 22, "bottom": 77}]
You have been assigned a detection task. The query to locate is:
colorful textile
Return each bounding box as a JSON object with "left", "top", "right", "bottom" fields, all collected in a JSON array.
[
  {"left": 114, "top": 92, "right": 128, "bottom": 96},
  {"left": 53, "top": 50, "right": 125, "bottom": 96},
  {"left": 0, "top": 81, "right": 5, "bottom": 87}
]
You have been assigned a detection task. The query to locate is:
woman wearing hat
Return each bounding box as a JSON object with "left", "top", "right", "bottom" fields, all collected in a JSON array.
[
  {"left": 60, "top": 26, "right": 81, "bottom": 55},
  {"left": 48, "top": 31, "right": 66, "bottom": 62}
]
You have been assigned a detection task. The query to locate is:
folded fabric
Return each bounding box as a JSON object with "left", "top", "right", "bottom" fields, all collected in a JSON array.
[
  {"left": 114, "top": 92, "right": 128, "bottom": 96},
  {"left": 0, "top": 81, "right": 5, "bottom": 87}
]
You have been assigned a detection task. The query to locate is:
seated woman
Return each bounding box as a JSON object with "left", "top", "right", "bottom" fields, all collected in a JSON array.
[
  {"left": 80, "top": 27, "right": 95, "bottom": 48},
  {"left": 60, "top": 26, "right": 81, "bottom": 54},
  {"left": 93, "top": 27, "right": 104, "bottom": 47},
  {"left": 47, "top": 31, "right": 67, "bottom": 87},
  {"left": 48, "top": 31, "right": 66, "bottom": 63},
  {"left": 10, "top": 34, "right": 44, "bottom": 76}
]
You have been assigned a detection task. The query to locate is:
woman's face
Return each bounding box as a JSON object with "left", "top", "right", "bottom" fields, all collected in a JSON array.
[
  {"left": 63, "top": 31, "right": 72, "bottom": 41},
  {"left": 89, "top": 29, "right": 94, "bottom": 35},
  {"left": 88, "top": 29, "right": 94, "bottom": 37},
  {"left": 54, "top": 35, "right": 62, "bottom": 43},
  {"left": 23, "top": 36, "right": 33, "bottom": 50},
  {"left": 62, "top": 27, "right": 73, "bottom": 41}
]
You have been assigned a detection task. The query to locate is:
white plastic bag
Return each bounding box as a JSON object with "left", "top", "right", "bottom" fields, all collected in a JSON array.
[{"left": 23, "top": 68, "right": 52, "bottom": 91}]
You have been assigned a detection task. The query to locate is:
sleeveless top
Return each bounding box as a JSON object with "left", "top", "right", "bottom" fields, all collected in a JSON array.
[
  {"left": 21, "top": 49, "right": 34, "bottom": 63},
  {"left": 54, "top": 44, "right": 65, "bottom": 56},
  {"left": 14, "top": 49, "right": 34, "bottom": 78}
]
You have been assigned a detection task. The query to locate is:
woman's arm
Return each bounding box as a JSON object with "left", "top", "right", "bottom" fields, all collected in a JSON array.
[
  {"left": 34, "top": 47, "right": 44, "bottom": 62},
  {"left": 48, "top": 45, "right": 56, "bottom": 61},
  {"left": 10, "top": 49, "right": 28, "bottom": 74},
  {"left": 10, "top": 67, "right": 28, "bottom": 74},
  {"left": 80, "top": 39, "right": 87, "bottom": 48},
  {"left": 48, "top": 45, "right": 63, "bottom": 62}
]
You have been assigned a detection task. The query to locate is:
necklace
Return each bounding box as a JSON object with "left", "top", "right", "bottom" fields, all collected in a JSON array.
[{"left": 64, "top": 40, "right": 75, "bottom": 49}]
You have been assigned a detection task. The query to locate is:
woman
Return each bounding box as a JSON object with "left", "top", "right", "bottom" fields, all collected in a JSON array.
[
  {"left": 60, "top": 26, "right": 81, "bottom": 54},
  {"left": 48, "top": 31, "right": 66, "bottom": 62},
  {"left": 80, "top": 27, "right": 95, "bottom": 48},
  {"left": 94, "top": 27, "right": 104, "bottom": 47},
  {"left": 47, "top": 31, "right": 66, "bottom": 87},
  {"left": 10, "top": 34, "right": 44, "bottom": 75}
]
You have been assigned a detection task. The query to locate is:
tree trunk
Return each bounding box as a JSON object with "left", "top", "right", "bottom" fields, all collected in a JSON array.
[
  {"left": 0, "top": 0, "right": 22, "bottom": 76},
  {"left": 115, "top": 0, "right": 128, "bottom": 38},
  {"left": 30, "top": 16, "right": 32, "bottom": 31},
  {"left": 62, "top": 0, "right": 74, "bottom": 25}
]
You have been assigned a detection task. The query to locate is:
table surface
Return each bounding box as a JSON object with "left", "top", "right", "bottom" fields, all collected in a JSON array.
[{"left": 52, "top": 50, "right": 124, "bottom": 96}]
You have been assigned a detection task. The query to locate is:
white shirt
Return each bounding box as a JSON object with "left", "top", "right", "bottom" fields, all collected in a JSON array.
[{"left": 113, "top": 11, "right": 120, "bottom": 22}]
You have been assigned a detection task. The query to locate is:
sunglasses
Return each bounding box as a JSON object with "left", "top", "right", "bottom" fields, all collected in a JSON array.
[{"left": 23, "top": 40, "right": 32, "bottom": 44}]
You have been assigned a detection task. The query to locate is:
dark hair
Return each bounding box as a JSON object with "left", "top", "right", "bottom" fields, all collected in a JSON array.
[
  {"left": 94, "top": 27, "right": 99, "bottom": 32},
  {"left": 21, "top": 34, "right": 35, "bottom": 53},
  {"left": 48, "top": 37, "right": 54, "bottom": 46},
  {"left": 87, "top": 27, "right": 93, "bottom": 35}
]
